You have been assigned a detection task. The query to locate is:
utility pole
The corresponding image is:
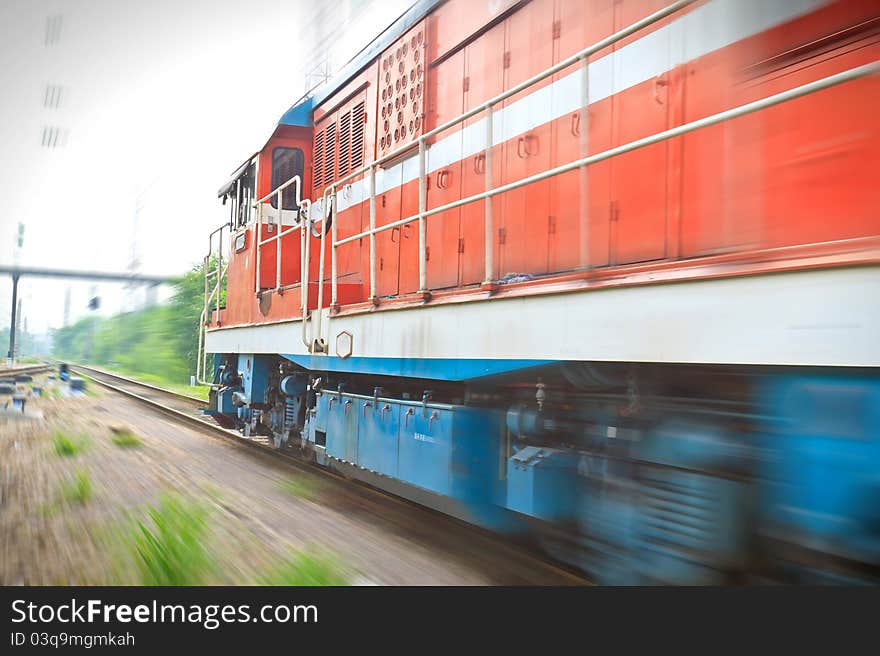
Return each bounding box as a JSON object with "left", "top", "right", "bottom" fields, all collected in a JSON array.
[
  {"left": 7, "top": 273, "right": 20, "bottom": 365},
  {"left": 17, "top": 300, "right": 24, "bottom": 359},
  {"left": 87, "top": 284, "right": 99, "bottom": 361},
  {"left": 7, "top": 222, "right": 24, "bottom": 365}
]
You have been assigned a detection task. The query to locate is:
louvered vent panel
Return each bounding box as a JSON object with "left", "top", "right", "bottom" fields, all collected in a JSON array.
[
  {"left": 313, "top": 128, "right": 325, "bottom": 191},
  {"left": 338, "top": 110, "right": 352, "bottom": 176},
  {"left": 636, "top": 469, "right": 723, "bottom": 577},
  {"left": 350, "top": 100, "right": 366, "bottom": 171},
  {"left": 324, "top": 122, "right": 337, "bottom": 185}
]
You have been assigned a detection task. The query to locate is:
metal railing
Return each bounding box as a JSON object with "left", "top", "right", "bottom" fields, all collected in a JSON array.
[
  {"left": 198, "top": 174, "right": 318, "bottom": 379},
  {"left": 318, "top": 0, "right": 877, "bottom": 325},
  {"left": 196, "top": 223, "right": 230, "bottom": 384},
  {"left": 253, "top": 175, "right": 315, "bottom": 350},
  {"left": 323, "top": 0, "right": 699, "bottom": 309}
]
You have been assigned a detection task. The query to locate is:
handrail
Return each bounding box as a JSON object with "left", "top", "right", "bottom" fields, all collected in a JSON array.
[
  {"left": 254, "top": 176, "right": 302, "bottom": 294},
  {"left": 324, "top": 0, "right": 698, "bottom": 306},
  {"left": 324, "top": 0, "right": 698, "bottom": 197},
  {"left": 331, "top": 61, "right": 878, "bottom": 249},
  {"left": 253, "top": 173, "right": 305, "bottom": 206},
  {"left": 197, "top": 222, "right": 230, "bottom": 384},
  {"left": 321, "top": 0, "right": 877, "bottom": 309},
  {"left": 199, "top": 172, "right": 323, "bottom": 374},
  {"left": 251, "top": 174, "right": 314, "bottom": 350}
]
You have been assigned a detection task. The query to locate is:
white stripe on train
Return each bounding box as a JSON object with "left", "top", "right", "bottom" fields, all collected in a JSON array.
[
  {"left": 206, "top": 266, "right": 880, "bottom": 367},
  {"left": 323, "top": 0, "right": 825, "bottom": 214}
]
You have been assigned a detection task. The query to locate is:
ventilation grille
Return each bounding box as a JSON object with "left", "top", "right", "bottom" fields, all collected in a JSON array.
[
  {"left": 323, "top": 122, "right": 337, "bottom": 187},
  {"left": 636, "top": 469, "right": 720, "bottom": 565},
  {"left": 379, "top": 27, "right": 425, "bottom": 155},
  {"left": 313, "top": 129, "right": 325, "bottom": 192},
  {"left": 314, "top": 97, "right": 366, "bottom": 191},
  {"left": 338, "top": 110, "right": 351, "bottom": 177},
  {"left": 337, "top": 100, "right": 366, "bottom": 177},
  {"left": 350, "top": 101, "right": 366, "bottom": 171}
]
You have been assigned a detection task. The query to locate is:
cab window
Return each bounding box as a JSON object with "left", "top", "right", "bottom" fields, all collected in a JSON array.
[{"left": 271, "top": 147, "right": 304, "bottom": 210}]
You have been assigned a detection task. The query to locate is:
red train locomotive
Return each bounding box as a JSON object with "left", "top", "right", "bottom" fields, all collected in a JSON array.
[{"left": 202, "top": 0, "right": 880, "bottom": 583}]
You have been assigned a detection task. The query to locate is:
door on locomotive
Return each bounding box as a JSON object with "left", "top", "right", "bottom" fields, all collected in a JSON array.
[
  {"left": 498, "top": 0, "right": 555, "bottom": 278},
  {"left": 608, "top": 0, "right": 676, "bottom": 266},
  {"left": 459, "top": 20, "right": 505, "bottom": 286}
]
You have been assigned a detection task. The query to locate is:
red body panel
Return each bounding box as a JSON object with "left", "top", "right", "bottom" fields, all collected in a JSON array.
[
  {"left": 211, "top": 0, "right": 880, "bottom": 337},
  {"left": 422, "top": 45, "right": 465, "bottom": 291},
  {"left": 548, "top": 0, "right": 615, "bottom": 272},
  {"left": 459, "top": 20, "right": 506, "bottom": 285},
  {"left": 498, "top": 0, "right": 555, "bottom": 277}
]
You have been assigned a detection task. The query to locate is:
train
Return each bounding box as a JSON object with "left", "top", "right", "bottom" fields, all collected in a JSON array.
[{"left": 200, "top": 0, "right": 880, "bottom": 584}]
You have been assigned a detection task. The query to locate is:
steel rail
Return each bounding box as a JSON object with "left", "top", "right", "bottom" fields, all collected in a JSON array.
[
  {"left": 0, "top": 364, "right": 53, "bottom": 377},
  {"left": 72, "top": 364, "right": 205, "bottom": 405}
]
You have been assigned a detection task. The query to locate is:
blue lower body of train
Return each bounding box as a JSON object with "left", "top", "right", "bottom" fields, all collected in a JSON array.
[{"left": 206, "top": 353, "right": 880, "bottom": 584}]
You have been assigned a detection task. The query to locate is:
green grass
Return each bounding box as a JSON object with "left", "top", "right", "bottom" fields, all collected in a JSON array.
[
  {"left": 82, "top": 383, "right": 101, "bottom": 397},
  {"left": 278, "top": 476, "right": 322, "bottom": 500},
  {"left": 53, "top": 431, "right": 89, "bottom": 457},
  {"left": 43, "top": 469, "right": 94, "bottom": 515},
  {"left": 110, "top": 427, "right": 143, "bottom": 448},
  {"left": 59, "top": 470, "right": 93, "bottom": 505},
  {"left": 113, "top": 491, "right": 349, "bottom": 586},
  {"left": 259, "top": 549, "right": 348, "bottom": 586},
  {"left": 126, "top": 494, "right": 214, "bottom": 586}
]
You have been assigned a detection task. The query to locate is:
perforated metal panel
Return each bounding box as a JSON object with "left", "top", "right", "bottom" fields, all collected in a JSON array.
[{"left": 378, "top": 23, "right": 426, "bottom": 156}]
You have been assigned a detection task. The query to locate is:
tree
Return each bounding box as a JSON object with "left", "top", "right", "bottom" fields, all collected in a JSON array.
[{"left": 50, "top": 259, "right": 213, "bottom": 384}]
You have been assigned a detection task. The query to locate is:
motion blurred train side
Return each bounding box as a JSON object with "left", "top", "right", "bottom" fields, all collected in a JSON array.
[{"left": 201, "top": 0, "right": 880, "bottom": 584}]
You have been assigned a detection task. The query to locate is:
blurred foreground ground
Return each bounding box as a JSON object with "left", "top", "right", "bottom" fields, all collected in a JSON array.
[{"left": 0, "top": 374, "right": 580, "bottom": 585}]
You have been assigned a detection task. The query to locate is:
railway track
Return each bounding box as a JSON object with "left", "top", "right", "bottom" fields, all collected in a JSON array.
[
  {"left": 0, "top": 363, "right": 54, "bottom": 379},
  {"left": 69, "top": 364, "right": 591, "bottom": 585}
]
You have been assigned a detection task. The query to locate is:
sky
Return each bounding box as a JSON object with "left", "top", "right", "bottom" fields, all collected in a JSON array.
[{"left": 0, "top": 0, "right": 412, "bottom": 336}]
